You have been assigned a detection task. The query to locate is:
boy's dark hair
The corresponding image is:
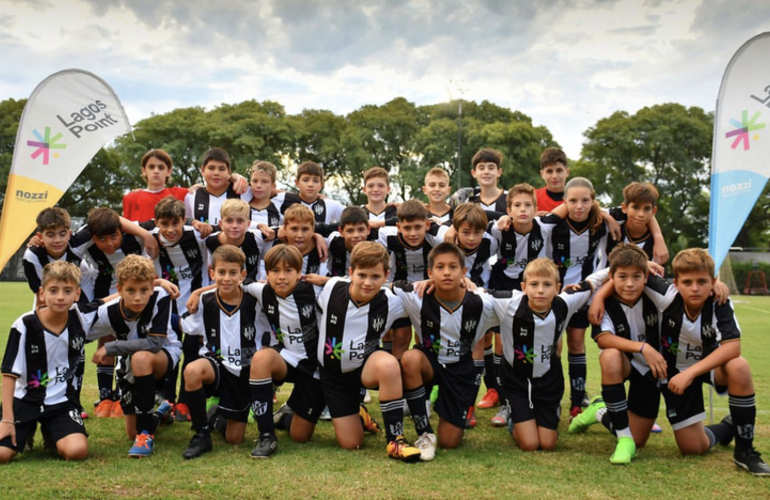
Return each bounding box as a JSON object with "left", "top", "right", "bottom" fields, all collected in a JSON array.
[
  {"left": 672, "top": 248, "right": 715, "bottom": 279},
  {"left": 608, "top": 244, "right": 649, "bottom": 275},
  {"left": 452, "top": 203, "right": 488, "bottom": 231},
  {"left": 350, "top": 241, "right": 390, "bottom": 273},
  {"left": 41, "top": 261, "right": 81, "bottom": 288},
  {"left": 428, "top": 242, "right": 466, "bottom": 269},
  {"left": 363, "top": 166, "right": 389, "bottom": 185},
  {"left": 263, "top": 244, "right": 303, "bottom": 273},
  {"left": 201, "top": 148, "right": 231, "bottom": 170},
  {"left": 36, "top": 207, "right": 71, "bottom": 232},
  {"left": 506, "top": 183, "right": 537, "bottom": 209},
  {"left": 623, "top": 182, "right": 659, "bottom": 207},
  {"left": 339, "top": 206, "right": 369, "bottom": 229},
  {"left": 155, "top": 196, "right": 186, "bottom": 222},
  {"left": 471, "top": 148, "right": 502, "bottom": 169},
  {"left": 211, "top": 244, "right": 246, "bottom": 270},
  {"left": 116, "top": 255, "right": 155, "bottom": 286},
  {"left": 87, "top": 207, "right": 121, "bottom": 237},
  {"left": 397, "top": 199, "right": 428, "bottom": 222},
  {"left": 539, "top": 147, "right": 567, "bottom": 169},
  {"left": 297, "top": 161, "right": 324, "bottom": 182}
]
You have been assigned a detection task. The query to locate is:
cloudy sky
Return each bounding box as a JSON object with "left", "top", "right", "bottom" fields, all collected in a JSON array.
[{"left": 1, "top": 0, "right": 768, "bottom": 158}]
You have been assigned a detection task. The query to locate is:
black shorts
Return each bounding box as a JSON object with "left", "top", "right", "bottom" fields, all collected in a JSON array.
[
  {"left": 567, "top": 307, "right": 589, "bottom": 329},
  {"left": 202, "top": 358, "right": 250, "bottom": 423},
  {"left": 500, "top": 361, "right": 564, "bottom": 431},
  {"left": 320, "top": 366, "right": 367, "bottom": 419},
  {"left": 420, "top": 348, "right": 477, "bottom": 429},
  {"left": 284, "top": 364, "right": 325, "bottom": 424},
  {"left": 627, "top": 366, "right": 661, "bottom": 420},
  {"left": 662, "top": 370, "right": 727, "bottom": 431},
  {"left": 0, "top": 399, "right": 87, "bottom": 453},
  {"left": 118, "top": 348, "right": 176, "bottom": 415},
  {"left": 391, "top": 316, "right": 412, "bottom": 330}
]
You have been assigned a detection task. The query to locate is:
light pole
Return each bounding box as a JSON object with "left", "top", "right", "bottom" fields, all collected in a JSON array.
[{"left": 448, "top": 80, "right": 467, "bottom": 191}]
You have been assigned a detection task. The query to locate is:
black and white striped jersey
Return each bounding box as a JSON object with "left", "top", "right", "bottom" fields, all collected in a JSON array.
[
  {"left": 250, "top": 202, "right": 283, "bottom": 229},
  {"left": 182, "top": 289, "right": 264, "bottom": 378},
  {"left": 147, "top": 224, "right": 207, "bottom": 314},
  {"left": 393, "top": 284, "right": 498, "bottom": 364},
  {"left": 643, "top": 275, "right": 741, "bottom": 375},
  {"left": 184, "top": 185, "right": 250, "bottom": 225},
  {"left": 427, "top": 206, "right": 453, "bottom": 226},
  {"left": 325, "top": 232, "right": 351, "bottom": 278},
  {"left": 69, "top": 226, "right": 145, "bottom": 299},
  {"left": 489, "top": 218, "right": 551, "bottom": 287},
  {"left": 316, "top": 278, "right": 406, "bottom": 374},
  {"left": 206, "top": 229, "right": 268, "bottom": 283},
  {"left": 435, "top": 226, "right": 499, "bottom": 287},
  {"left": 2, "top": 306, "right": 95, "bottom": 406},
  {"left": 542, "top": 214, "right": 609, "bottom": 286},
  {"left": 374, "top": 226, "right": 441, "bottom": 283},
  {"left": 469, "top": 190, "right": 508, "bottom": 216},
  {"left": 276, "top": 192, "right": 345, "bottom": 224},
  {"left": 244, "top": 281, "right": 320, "bottom": 378},
  {"left": 490, "top": 284, "right": 594, "bottom": 379},
  {"left": 602, "top": 207, "right": 655, "bottom": 261},
  {"left": 22, "top": 246, "right": 97, "bottom": 303}
]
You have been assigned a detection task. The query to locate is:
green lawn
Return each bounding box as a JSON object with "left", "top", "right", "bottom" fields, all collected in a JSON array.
[{"left": 1, "top": 282, "right": 769, "bottom": 499}]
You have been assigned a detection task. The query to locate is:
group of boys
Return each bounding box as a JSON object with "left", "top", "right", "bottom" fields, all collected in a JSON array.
[{"left": 1, "top": 144, "right": 767, "bottom": 477}]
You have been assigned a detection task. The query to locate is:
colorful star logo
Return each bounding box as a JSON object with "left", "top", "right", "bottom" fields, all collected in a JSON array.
[{"left": 27, "top": 126, "right": 66, "bottom": 164}]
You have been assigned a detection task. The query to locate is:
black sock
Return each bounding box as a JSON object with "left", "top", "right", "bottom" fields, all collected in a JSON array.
[
  {"left": 178, "top": 333, "right": 200, "bottom": 405},
  {"left": 380, "top": 398, "right": 405, "bottom": 442},
  {"left": 473, "top": 359, "right": 485, "bottom": 397},
  {"left": 568, "top": 354, "right": 587, "bottom": 408},
  {"left": 133, "top": 374, "right": 158, "bottom": 435},
  {"left": 187, "top": 387, "right": 208, "bottom": 432},
  {"left": 730, "top": 393, "right": 756, "bottom": 453},
  {"left": 163, "top": 363, "right": 179, "bottom": 404},
  {"left": 602, "top": 383, "right": 629, "bottom": 433},
  {"left": 249, "top": 378, "right": 274, "bottom": 434},
  {"left": 483, "top": 348, "right": 497, "bottom": 391},
  {"left": 75, "top": 356, "right": 85, "bottom": 410},
  {"left": 493, "top": 353, "right": 502, "bottom": 389},
  {"left": 96, "top": 365, "right": 114, "bottom": 401},
  {"left": 405, "top": 386, "right": 433, "bottom": 435},
  {"left": 600, "top": 410, "right": 616, "bottom": 436}
]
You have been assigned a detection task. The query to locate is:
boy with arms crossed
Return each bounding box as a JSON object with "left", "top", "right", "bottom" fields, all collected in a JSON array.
[
  {"left": 1, "top": 262, "right": 93, "bottom": 463},
  {"left": 316, "top": 242, "right": 421, "bottom": 462}
]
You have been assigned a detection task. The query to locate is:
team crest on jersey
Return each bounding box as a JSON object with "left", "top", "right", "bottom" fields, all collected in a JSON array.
[
  {"left": 248, "top": 254, "right": 260, "bottom": 266},
  {"left": 300, "top": 304, "right": 314, "bottom": 319},
  {"left": 69, "top": 409, "right": 84, "bottom": 426},
  {"left": 138, "top": 324, "right": 148, "bottom": 337},
  {"left": 70, "top": 336, "right": 85, "bottom": 351},
  {"left": 185, "top": 248, "right": 200, "bottom": 259},
  {"left": 243, "top": 325, "right": 256, "bottom": 340},
  {"left": 645, "top": 313, "right": 658, "bottom": 327},
  {"left": 314, "top": 203, "right": 324, "bottom": 216},
  {"left": 464, "top": 319, "right": 478, "bottom": 333},
  {"left": 372, "top": 316, "right": 385, "bottom": 333},
  {"left": 530, "top": 239, "right": 543, "bottom": 252},
  {"left": 308, "top": 263, "right": 319, "bottom": 274},
  {"left": 701, "top": 324, "right": 716, "bottom": 340},
  {"left": 270, "top": 215, "right": 280, "bottom": 226}
]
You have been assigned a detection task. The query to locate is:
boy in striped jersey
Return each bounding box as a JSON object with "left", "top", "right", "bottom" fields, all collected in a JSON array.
[
  {"left": 1, "top": 262, "right": 93, "bottom": 463},
  {"left": 184, "top": 148, "right": 250, "bottom": 227}
]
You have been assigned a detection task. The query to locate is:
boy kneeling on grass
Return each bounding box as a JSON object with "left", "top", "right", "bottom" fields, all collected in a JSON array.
[{"left": 1, "top": 262, "right": 93, "bottom": 463}]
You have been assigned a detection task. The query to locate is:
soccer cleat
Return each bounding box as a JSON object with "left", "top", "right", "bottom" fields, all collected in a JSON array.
[
  {"left": 581, "top": 393, "right": 591, "bottom": 408},
  {"left": 387, "top": 436, "right": 422, "bottom": 463},
  {"left": 651, "top": 422, "right": 663, "bottom": 434},
  {"left": 430, "top": 385, "right": 439, "bottom": 406},
  {"left": 719, "top": 415, "right": 734, "bottom": 446},
  {"left": 734, "top": 448, "right": 770, "bottom": 476},
  {"left": 250, "top": 432, "right": 278, "bottom": 459},
  {"left": 128, "top": 431, "right": 155, "bottom": 458},
  {"left": 465, "top": 406, "right": 477, "bottom": 429},
  {"left": 273, "top": 403, "right": 294, "bottom": 430},
  {"left": 155, "top": 400, "right": 175, "bottom": 426},
  {"left": 569, "top": 406, "right": 583, "bottom": 423},
  {"left": 568, "top": 396, "right": 605, "bottom": 434},
  {"left": 414, "top": 432, "right": 437, "bottom": 462},
  {"left": 94, "top": 399, "right": 114, "bottom": 418},
  {"left": 109, "top": 400, "right": 124, "bottom": 418},
  {"left": 359, "top": 404, "right": 382, "bottom": 434},
  {"left": 491, "top": 403, "right": 512, "bottom": 427},
  {"left": 610, "top": 436, "right": 637, "bottom": 465},
  {"left": 174, "top": 403, "right": 192, "bottom": 422},
  {"left": 319, "top": 406, "right": 332, "bottom": 421},
  {"left": 183, "top": 429, "right": 213, "bottom": 459},
  {"left": 477, "top": 388, "right": 499, "bottom": 409}
]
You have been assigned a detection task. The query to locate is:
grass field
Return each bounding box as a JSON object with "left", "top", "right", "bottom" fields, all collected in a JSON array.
[{"left": 1, "top": 282, "right": 770, "bottom": 499}]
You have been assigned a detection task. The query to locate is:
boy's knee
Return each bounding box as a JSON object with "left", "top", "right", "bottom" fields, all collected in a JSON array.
[
  {"left": 599, "top": 348, "right": 623, "bottom": 371},
  {"left": 0, "top": 447, "right": 16, "bottom": 464},
  {"left": 725, "top": 357, "right": 752, "bottom": 384},
  {"left": 400, "top": 351, "right": 420, "bottom": 374},
  {"left": 517, "top": 439, "right": 540, "bottom": 452},
  {"left": 59, "top": 443, "right": 88, "bottom": 461}
]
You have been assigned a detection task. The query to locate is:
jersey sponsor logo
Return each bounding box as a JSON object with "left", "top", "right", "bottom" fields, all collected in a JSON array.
[
  {"left": 197, "top": 203, "right": 205, "bottom": 212},
  {"left": 514, "top": 344, "right": 536, "bottom": 364},
  {"left": 226, "top": 346, "right": 256, "bottom": 367},
  {"left": 423, "top": 334, "right": 441, "bottom": 355},
  {"left": 684, "top": 344, "right": 702, "bottom": 361},
  {"left": 325, "top": 337, "right": 344, "bottom": 359},
  {"left": 28, "top": 369, "right": 50, "bottom": 388},
  {"left": 30, "top": 343, "right": 40, "bottom": 354},
  {"left": 661, "top": 336, "right": 679, "bottom": 355},
  {"left": 266, "top": 304, "right": 276, "bottom": 316}
]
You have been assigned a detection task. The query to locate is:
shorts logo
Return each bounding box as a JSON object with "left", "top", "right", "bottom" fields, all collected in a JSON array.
[{"left": 69, "top": 409, "right": 84, "bottom": 426}]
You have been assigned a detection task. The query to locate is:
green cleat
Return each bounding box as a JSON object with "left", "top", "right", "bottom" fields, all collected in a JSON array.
[
  {"left": 568, "top": 395, "right": 605, "bottom": 434},
  {"left": 610, "top": 436, "right": 637, "bottom": 464}
]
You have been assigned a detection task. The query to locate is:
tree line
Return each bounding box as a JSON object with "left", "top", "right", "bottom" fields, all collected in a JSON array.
[{"left": 0, "top": 96, "right": 768, "bottom": 255}]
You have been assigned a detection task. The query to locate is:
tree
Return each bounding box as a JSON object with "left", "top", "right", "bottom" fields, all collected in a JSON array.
[
  {"left": 0, "top": 98, "right": 28, "bottom": 213},
  {"left": 576, "top": 103, "right": 714, "bottom": 253}
]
